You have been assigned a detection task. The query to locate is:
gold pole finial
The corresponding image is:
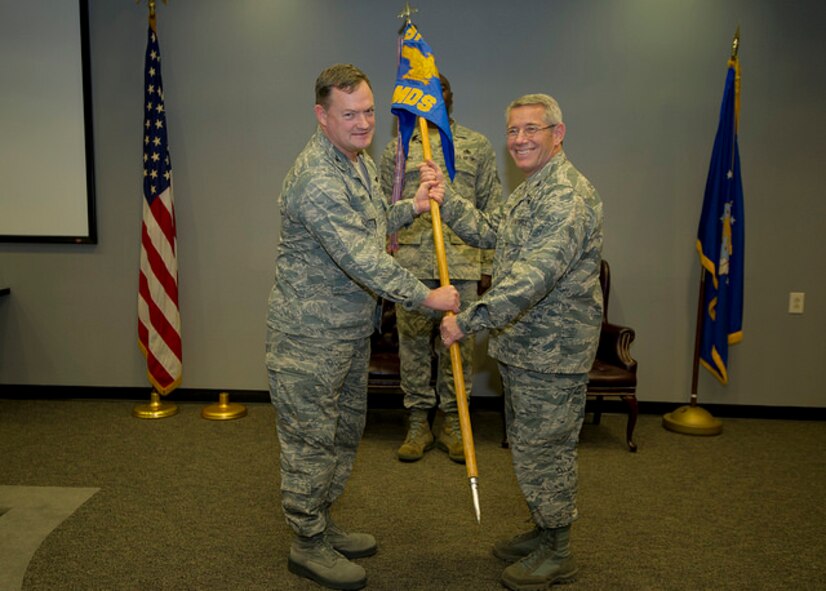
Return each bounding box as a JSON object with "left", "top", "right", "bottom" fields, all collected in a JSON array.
[
  {"left": 731, "top": 26, "right": 741, "bottom": 132},
  {"left": 398, "top": 2, "right": 417, "bottom": 25},
  {"left": 137, "top": 0, "right": 168, "bottom": 28}
]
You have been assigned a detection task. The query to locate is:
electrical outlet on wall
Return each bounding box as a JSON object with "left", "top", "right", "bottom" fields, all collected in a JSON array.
[{"left": 788, "top": 292, "right": 805, "bottom": 314}]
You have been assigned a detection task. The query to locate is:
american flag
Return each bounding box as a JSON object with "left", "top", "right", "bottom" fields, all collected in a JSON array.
[{"left": 138, "top": 23, "right": 181, "bottom": 395}]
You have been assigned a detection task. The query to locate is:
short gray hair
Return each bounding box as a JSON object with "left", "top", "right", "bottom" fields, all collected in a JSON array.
[{"left": 505, "top": 94, "right": 563, "bottom": 126}]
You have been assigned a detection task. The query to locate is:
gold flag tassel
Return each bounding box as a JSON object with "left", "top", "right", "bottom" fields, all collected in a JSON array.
[{"left": 418, "top": 116, "right": 481, "bottom": 523}]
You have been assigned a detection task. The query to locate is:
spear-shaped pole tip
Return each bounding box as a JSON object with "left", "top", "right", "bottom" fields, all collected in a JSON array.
[
  {"left": 470, "top": 477, "right": 481, "bottom": 524},
  {"left": 397, "top": 1, "right": 418, "bottom": 25},
  {"left": 731, "top": 26, "right": 740, "bottom": 58}
]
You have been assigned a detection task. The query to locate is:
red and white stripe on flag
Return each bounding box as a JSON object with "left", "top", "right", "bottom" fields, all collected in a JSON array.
[{"left": 138, "top": 24, "right": 181, "bottom": 395}]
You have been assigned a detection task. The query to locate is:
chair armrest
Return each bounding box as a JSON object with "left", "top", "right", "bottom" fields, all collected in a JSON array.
[{"left": 597, "top": 322, "right": 637, "bottom": 372}]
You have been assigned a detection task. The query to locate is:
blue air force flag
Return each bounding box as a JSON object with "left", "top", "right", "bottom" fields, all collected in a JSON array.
[
  {"left": 696, "top": 57, "right": 745, "bottom": 385},
  {"left": 391, "top": 23, "right": 455, "bottom": 181}
]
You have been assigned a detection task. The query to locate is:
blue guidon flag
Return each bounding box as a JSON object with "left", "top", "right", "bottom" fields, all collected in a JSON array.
[
  {"left": 391, "top": 22, "right": 455, "bottom": 181},
  {"left": 696, "top": 55, "right": 745, "bottom": 385}
]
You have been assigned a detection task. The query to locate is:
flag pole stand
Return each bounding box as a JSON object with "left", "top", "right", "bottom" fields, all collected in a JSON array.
[
  {"left": 663, "top": 270, "right": 722, "bottom": 436},
  {"left": 133, "top": 391, "right": 178, "bottom": 419},
  {"left": 202, "top": 392, "right": 247, "bottom": 421},
  {"left": 662, "top": 398, "right": 722, "bottom": 436}
]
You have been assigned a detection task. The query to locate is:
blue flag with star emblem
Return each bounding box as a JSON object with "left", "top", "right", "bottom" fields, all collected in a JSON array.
[
  {"left": 696, "top": 57, "right": 745, "bottom": 385},
  {"left": 391, "top": 22, "right": 455, "bottom": 181}
]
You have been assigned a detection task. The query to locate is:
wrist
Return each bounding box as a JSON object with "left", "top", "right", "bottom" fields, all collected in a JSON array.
[{"left": 455, "top": 312, "right": 471, "bottom": 336}]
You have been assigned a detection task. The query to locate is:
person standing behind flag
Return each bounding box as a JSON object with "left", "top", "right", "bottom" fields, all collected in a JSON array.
[
  {"left": 265, "top": 64, "right": 459, "bottom": 591},
  {"left": 438, "top": 93, "right": 603, "bottom": 590},
  {"left": 379, "top": 73, "right": 503, "bottom": 463}
]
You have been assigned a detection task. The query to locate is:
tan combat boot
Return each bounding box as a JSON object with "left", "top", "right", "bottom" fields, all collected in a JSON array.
[
  {"left": 501, "top": 526, "right": 577, "bottom": 590},
  {"left": 289, "top": 534, "right": 367, "bottom": 590},
  {"left": 436, "top": 412, "right": 465, "bottom": 463},
  {"left": 325, "top": 519, "right": 377, "bottom": 559},
  {"left": 397, "top": 409, "right": 434, "bottom": 462}
]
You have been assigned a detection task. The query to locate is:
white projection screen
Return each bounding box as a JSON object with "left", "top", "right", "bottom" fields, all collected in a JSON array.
[{"left": 0, "top": 0, "right": 96, "bottom": 243}]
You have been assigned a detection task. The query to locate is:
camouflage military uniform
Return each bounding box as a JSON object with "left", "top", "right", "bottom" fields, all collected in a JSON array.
[
  {"left": 441, "top": 150, "right": 603, "bottom": 527},
  {"left": 266, "top": 129, "right": 433, "bottom": 537},
  {"left": 379, "top": 123, "right": 502, "bottom": 413}
]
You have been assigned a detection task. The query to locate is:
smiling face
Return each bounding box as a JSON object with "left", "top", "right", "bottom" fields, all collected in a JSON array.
[
  {"left": 314, "top": 81, "right": 375, "bottom": 161},
  {"left": 506, "top": 104, "right": 566, "bottom": 177}
]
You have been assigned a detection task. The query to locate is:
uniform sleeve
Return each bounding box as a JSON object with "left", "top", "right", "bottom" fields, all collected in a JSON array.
[
  {"left": 474, "top": 138, "right": 504, "bottom": 275},
  {"left": 296, "top": 174, "right": 429, "bottom": 308},
  {"left": 386, "top": 199, "right": 418, "bottom": 234},
  {"left": 456, "top": 191, "right": 591, "bottom": 335},
  {"left": 440, "top": 184, "right": 501, "bottom": 249}
]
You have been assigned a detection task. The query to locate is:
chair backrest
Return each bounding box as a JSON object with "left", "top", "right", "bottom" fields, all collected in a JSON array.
[{"left": 600, "top": 259, "right": 610, "bottom": 322}]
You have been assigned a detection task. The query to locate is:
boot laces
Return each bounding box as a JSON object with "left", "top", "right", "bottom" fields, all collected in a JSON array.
[
  {"left": 406, "top": 417, "right": 430, "bottom": 440},
  {"left": 519, "top": 542, "right": 551, "bottom": 571},
  {"left": 326, "top": 520, "right": 347, "bottom": 540},
  {"left": 517, "top": 529, "right": 555, "bottom": 570},
  {"left": 445, "top": 414, "right": 463, "bottom": 440},
  {"left": 297, "top": 536, "right": 343, "bottom": 564},
  {"left": 316, "top": 540, "right": 345, "bottom": 563}
]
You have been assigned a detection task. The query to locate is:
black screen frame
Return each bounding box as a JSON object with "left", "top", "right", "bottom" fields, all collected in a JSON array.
[{"left": 0, "top": 0, "right": 97, "bottom": 245}]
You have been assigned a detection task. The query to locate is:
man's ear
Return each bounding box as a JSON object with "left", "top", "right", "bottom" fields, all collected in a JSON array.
[
  {"left": 554, "top": 121, "right": 567, "bottom": 143},
  {"left": 314, "top": 104, "right": 327, "bottom": 127}
]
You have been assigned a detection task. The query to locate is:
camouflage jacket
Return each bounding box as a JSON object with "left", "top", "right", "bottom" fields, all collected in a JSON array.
[
  {"left": 267, "top": 129, "right": 430, "bottom": 340},
  {"left": 379, "top": 122, "right": 503, "bottom": 280},
  {"left": 441, "top": 151, "right": 604, "bottom": 374}
]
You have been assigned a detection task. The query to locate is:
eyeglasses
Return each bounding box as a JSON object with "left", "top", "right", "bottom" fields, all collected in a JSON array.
[{"left": 506, "top": 124, "right": 556, "bottom": 139}]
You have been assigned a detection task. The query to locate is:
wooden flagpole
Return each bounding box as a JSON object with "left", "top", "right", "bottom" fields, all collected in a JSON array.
[{"left": 417, "top": 116, "right": 481, "bottom": 523}]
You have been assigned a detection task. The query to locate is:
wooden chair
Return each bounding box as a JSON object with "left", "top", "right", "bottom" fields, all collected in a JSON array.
[
  {"left": 367, "top": 299, "right": 405, "bottom": 395},
  {"left": 367, "top": 259, "right": 639, "bottom": 451},
  {"left": 587, "top": 259, "right": 639, "bottom": 451}
]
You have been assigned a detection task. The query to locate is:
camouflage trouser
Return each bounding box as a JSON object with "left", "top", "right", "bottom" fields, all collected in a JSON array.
[
  {"left": 499, "top": 363, "right": 587, "bottom": 529},
  {"left": 396, "top": 279, "right": 478, "bottom": 414},
  {"left": 266, "top": 331, "right": 370, "bottom": 538}
]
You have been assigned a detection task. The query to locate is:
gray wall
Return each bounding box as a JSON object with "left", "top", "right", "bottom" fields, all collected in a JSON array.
[{"left": 1, "top": 0, "right": 824, "bottom": 407}]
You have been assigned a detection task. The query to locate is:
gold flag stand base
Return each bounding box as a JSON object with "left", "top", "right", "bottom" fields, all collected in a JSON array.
[
  {"left": 202, "top": 392, "right": 247, "bottom": 421},
  {"left": 133, "top": 391, "right": 179, "bottom": 419},
  {"left": 662, "top": 404, "right": 722, "bottom": 436}
]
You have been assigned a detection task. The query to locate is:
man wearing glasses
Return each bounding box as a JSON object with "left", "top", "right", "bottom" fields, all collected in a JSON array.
[{"left": 437, "top": 93, "right": 604, "bottom": 590}]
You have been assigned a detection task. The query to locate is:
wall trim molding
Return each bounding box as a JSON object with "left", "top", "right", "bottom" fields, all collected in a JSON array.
[{"left": 1, "top": 384, "right": 823, "bottom": 420}]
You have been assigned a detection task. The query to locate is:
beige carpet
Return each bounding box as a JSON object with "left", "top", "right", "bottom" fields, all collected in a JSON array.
[
  {"left": 0, "top": 486, "right": 99, "bottom": 591},
  {"left": 2, "top": 398, "right": 825, "bottom": 590}
]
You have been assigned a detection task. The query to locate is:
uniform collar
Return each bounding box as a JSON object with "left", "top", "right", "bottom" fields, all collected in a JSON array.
[
  {"left": 526, "top": 150, "right": 567, "bottom": 186},
  {"left": 314, "top": 127, "right": 365, "bottom": 175}
]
